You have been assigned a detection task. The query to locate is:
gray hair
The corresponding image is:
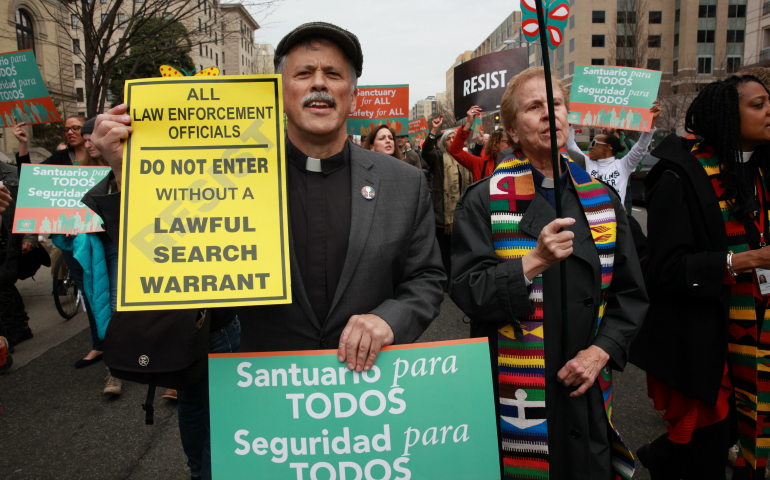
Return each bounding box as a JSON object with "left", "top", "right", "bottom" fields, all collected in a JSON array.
[{"left": 274, "top": 38, "right": 358, "bottom": 92}]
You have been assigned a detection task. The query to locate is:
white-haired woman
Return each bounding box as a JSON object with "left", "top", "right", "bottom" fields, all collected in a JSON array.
[{"left": 449, "top": 66, "right": 648, "bottom": 480}]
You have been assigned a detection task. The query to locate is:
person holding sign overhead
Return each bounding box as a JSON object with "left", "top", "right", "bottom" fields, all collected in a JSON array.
[
  {"left": 565, "top": 100, "right": 661, "bottom": 204},
  {"left": 450, "top": 66, "right": 647, "bottom": 480}
]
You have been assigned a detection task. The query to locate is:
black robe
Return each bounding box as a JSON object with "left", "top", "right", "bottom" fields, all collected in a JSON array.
[{"left": 449, "top": 175, "right": 648, "bottom": 480}]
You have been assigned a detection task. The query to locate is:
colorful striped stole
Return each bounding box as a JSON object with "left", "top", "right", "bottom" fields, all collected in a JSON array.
[
  {"left": 694, "top": 143, "right": 770, "bottom": 478},
  {"left": 490, "top": 150, "right": 634, "bottom": 480}
]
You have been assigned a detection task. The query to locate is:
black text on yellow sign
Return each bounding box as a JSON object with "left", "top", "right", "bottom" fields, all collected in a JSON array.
[{"left": 118, "top": 76, "right": 290, "bottom": 311}]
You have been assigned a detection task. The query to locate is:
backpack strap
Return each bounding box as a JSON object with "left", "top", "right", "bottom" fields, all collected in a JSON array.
[{"left": 142, "top": 385, "right": 156, "bottom": 425}]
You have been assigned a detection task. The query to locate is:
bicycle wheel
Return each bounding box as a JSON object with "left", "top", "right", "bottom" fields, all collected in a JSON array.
[{"left": 53, "top": 255, "right": 81, "bottom": 320}]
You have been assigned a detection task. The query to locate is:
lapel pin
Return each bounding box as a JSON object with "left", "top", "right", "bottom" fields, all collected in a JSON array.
[{"left": 361, "top": 186, "right": 375, "bottom": 200}]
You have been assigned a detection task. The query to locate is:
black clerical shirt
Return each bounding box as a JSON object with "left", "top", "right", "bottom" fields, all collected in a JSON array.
[{"left": 287, "top": 139, "right": 352, "bottom": 323}]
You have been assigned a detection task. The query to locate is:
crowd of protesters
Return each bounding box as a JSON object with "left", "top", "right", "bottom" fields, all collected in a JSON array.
[{"left": 2, "top": 19, "right": 770, "bottom": 480}]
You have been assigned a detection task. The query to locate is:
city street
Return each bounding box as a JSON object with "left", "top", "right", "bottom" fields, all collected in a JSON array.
[{"left": 0, "top": 207, "right": 670, "bottom": 480}]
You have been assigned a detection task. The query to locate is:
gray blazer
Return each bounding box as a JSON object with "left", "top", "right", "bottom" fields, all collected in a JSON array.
[{"left": 237, "top": 141, "right": 446, "bottom": 352}]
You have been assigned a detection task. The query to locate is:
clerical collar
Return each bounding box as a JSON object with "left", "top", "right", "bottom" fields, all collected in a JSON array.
[
  {"left": 742, "top": 151, "right": 754, "bottom": 163},
  {"left": 531, "top": 160, "right": 569, "bottom": 189},
  {"left": 287, "top": 138, "right": 349, "bottom": 175}
]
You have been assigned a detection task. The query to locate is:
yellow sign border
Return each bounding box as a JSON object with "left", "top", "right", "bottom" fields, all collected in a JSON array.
[{"left": 118, "top": 76, "right": 289, "bottom": 310}]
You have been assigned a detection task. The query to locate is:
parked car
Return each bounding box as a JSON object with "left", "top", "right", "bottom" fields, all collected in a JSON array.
[{"left": 630, "top": 154, "right": 660, "bottom": 205}]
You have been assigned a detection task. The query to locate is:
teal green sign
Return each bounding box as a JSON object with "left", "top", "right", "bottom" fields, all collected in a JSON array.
[
  {"left": 568, "top": 65, "right": 661, "bottom": 132},
  {"left": 209, "top": 339, "right": 499, "bottom": 480},
  {"left": 12, "top": 164, "right": 111, "bottom": 234},
  {"left": 0, "top": 49, "right": 61, "bottom": 126}
]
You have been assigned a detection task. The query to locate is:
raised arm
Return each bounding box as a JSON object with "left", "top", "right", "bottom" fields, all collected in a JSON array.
[
  {"left": 566, "top": 126, "right": 589, "bottom": 168},
  {"left": 620, "top": 101, "right": 662, "bottom": 172}
]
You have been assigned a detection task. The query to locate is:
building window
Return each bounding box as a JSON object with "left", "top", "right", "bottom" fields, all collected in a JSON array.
[
  {"left": 199, "top": 43, "right": 202, "bottom": 55},
  {"left": 617, "top": 36, "right": 634, "bottom": 47},
  {"left": 222, "top": 51, "right": 225, "bottom": 62},
  {"left": 674, "top": 33, "right": 679, "bottom": 46},
  {"left": 726, "top": 30, "right": 745, "bottom": 43},
  {"left": 697, "top": 56, "right": 713, "bottom": 75},
  {"left": 570, "top": 15, "right": 575, "bottom": 30},
  {"left": 205, "top": 45, "right": 208, "bottom": 55},
  {"left": 242, "top": 55, "right": 244, "bottom": 65},
  {"left": 199, "top": 18, "right": 201, "bottom": 30},
  {"left": 569, "top": 61, "right": 574, "bottom": 75},
  {"left": 569, "top": 38, "right": 574, "bottom": 53},
  {"left": 675, "top": 9, "right": 680, "bottom": 22},
  {"left": 697, "top": 30, "right": 715, "bottom": 43},
  {"left": 727, "top": 56, "right": 742, "bottom": 73},
  {"left": 592, "top": 58, "right": 605, "bottom": 65},
  {"left": 118, "top": 13, "right": 126, "bottom": 27},
  {"left": 673, "top": 59, "right": 678, "bottom": 77},
  {"left": 649, "top": 11, "right": 662, "bottom": 24},
  {"left": 592, "top": 11, "right": 605, "bottom": 23},
  {"left": 698, "top": 5, "right": 716, "bottom": 18},
  {"left": 76, "top": 88, "right": 84, "bottom": 102},
  {"left": 648, "top": 35, "right": 662, "bottom": 48},
  {"left": 215, "top": 53, "right": 218, "bottom": 66},
  {"left": 672, "top": 85, "right": 679, "bottom": 94},
  {"left": 617, "top": 11, "right": 637, "bottom": 24},
  {"left": 15, "top": 10, "right": 34, "bottom": 53},
  {"left": 592, "top": 35, "right": 605, "bottom": 47},
  {"left": 74, "top": 64, "right": 82, "bottom": 79},
  {"left": 617, "top": 59, "right": 634, "bottom": 67},
  {"left": 101, "top": 14, "right": 108, "bottom": 23},
  {"left": 728, "top": 5, "right": 746, "bottom": 17},
  {"left": 647, "top": 58, "right": 661, "bottom": 70},
  {"left": 107, "top": 89, "right": 113, "bottom": 102},
  {"left": 71, "top": 14, "right": 79, "bottom": 29},
  {"left": 73, "top": 39, "right": 81, "bottom": 54}
]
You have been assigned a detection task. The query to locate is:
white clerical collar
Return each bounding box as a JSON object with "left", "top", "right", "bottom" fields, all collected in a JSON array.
[
  {"left": 541, "top": 177, "right": 554, "bottom": 188},
  {"left": 306, "top": 157, "right": 322, "bottom": 172},
  {"left": 742, "top": 151, "right": 754, "bottom": 163}
]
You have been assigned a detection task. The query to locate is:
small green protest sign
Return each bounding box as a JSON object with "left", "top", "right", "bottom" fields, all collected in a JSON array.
[
  {"left": 0, "top": 49, "right": 61, "bottom": 126},
  {"left": 209, "top": 339, "right": 499, "bottom": 480},
  {"left": 12, "top": 164, "right": 111, "bottom": 234},
  {"left": 568, "top": 65, "right": 661, "bottom": 132}
]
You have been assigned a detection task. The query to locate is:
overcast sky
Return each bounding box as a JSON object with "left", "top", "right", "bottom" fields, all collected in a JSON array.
[{"left": 250, "top": 0, "right": 522, "bottom": 107}]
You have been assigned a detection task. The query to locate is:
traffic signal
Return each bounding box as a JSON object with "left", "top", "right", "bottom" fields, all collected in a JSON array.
[{"left": 494, "top": 114, "right": 500, "bottom": 130}]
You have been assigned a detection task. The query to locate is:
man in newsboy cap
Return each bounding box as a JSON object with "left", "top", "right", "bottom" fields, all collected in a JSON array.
[
  {"left": 237, "top": 22, "right": 445, "bottom": 364},
  {"left": 90, "top": 22, "right": 445, "bottom": 479}
]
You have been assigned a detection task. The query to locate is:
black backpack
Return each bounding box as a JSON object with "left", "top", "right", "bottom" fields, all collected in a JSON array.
[{"left": 103, "top": 308, "right": 210, "bottom": 424}]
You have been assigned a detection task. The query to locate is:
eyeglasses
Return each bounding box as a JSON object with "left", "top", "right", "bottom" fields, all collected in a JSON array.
[
  {"left": 62, "top": 126, "right": 81, "bottom": 133},
  {"left": 589, "top": 139, "right": 608, "bottom": 149}
]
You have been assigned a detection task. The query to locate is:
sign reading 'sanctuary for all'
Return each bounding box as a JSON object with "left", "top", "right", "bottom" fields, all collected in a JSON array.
[
  {"left": 209, "top": 339, "right": 500, "bottom": 480},
  {"left": 0, "top": 49, "right": 60, "bottom": 127},
  {"left": 347, "top": 85, "right": 409, "bottom": 137},
  {"left": 117, "top": 76, "right": 290, "bottom": 311}
]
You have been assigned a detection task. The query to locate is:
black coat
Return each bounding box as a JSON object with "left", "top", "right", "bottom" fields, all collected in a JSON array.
[
  {"left": 629, "top": 134, "right": 731, "bottom": 405},
  {"left": 16, "top": 148, "right": 74, "bottom": 167},
  {"left": 450, "top": 173, "right": 648, "bottom": 479}
]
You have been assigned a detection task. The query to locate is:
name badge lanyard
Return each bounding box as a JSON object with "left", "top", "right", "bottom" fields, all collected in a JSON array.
[
  {"left": 749, "top": 170, "right": 770, "bottom": 298},
  {"left": 751, "top": 171, "right": 768, "bottom": 248}
]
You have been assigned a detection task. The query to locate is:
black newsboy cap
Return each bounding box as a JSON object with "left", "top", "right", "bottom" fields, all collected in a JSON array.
[{"left": 274, "top": 22, "right": 363, "bottom": 78}]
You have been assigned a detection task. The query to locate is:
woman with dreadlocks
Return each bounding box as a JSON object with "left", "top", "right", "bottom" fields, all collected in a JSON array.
[{"left": 631, "top": 75, "right": 770, "bottom": 479}]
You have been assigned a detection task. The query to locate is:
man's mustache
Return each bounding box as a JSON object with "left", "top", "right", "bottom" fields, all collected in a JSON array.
[{"left": 302, "top": 91, "right": 336, "bottom": 107}]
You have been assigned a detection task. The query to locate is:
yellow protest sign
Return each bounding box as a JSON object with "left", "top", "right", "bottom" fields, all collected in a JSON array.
[{"left": 118, "top": 76, "right": 290, "bottom": 311}]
